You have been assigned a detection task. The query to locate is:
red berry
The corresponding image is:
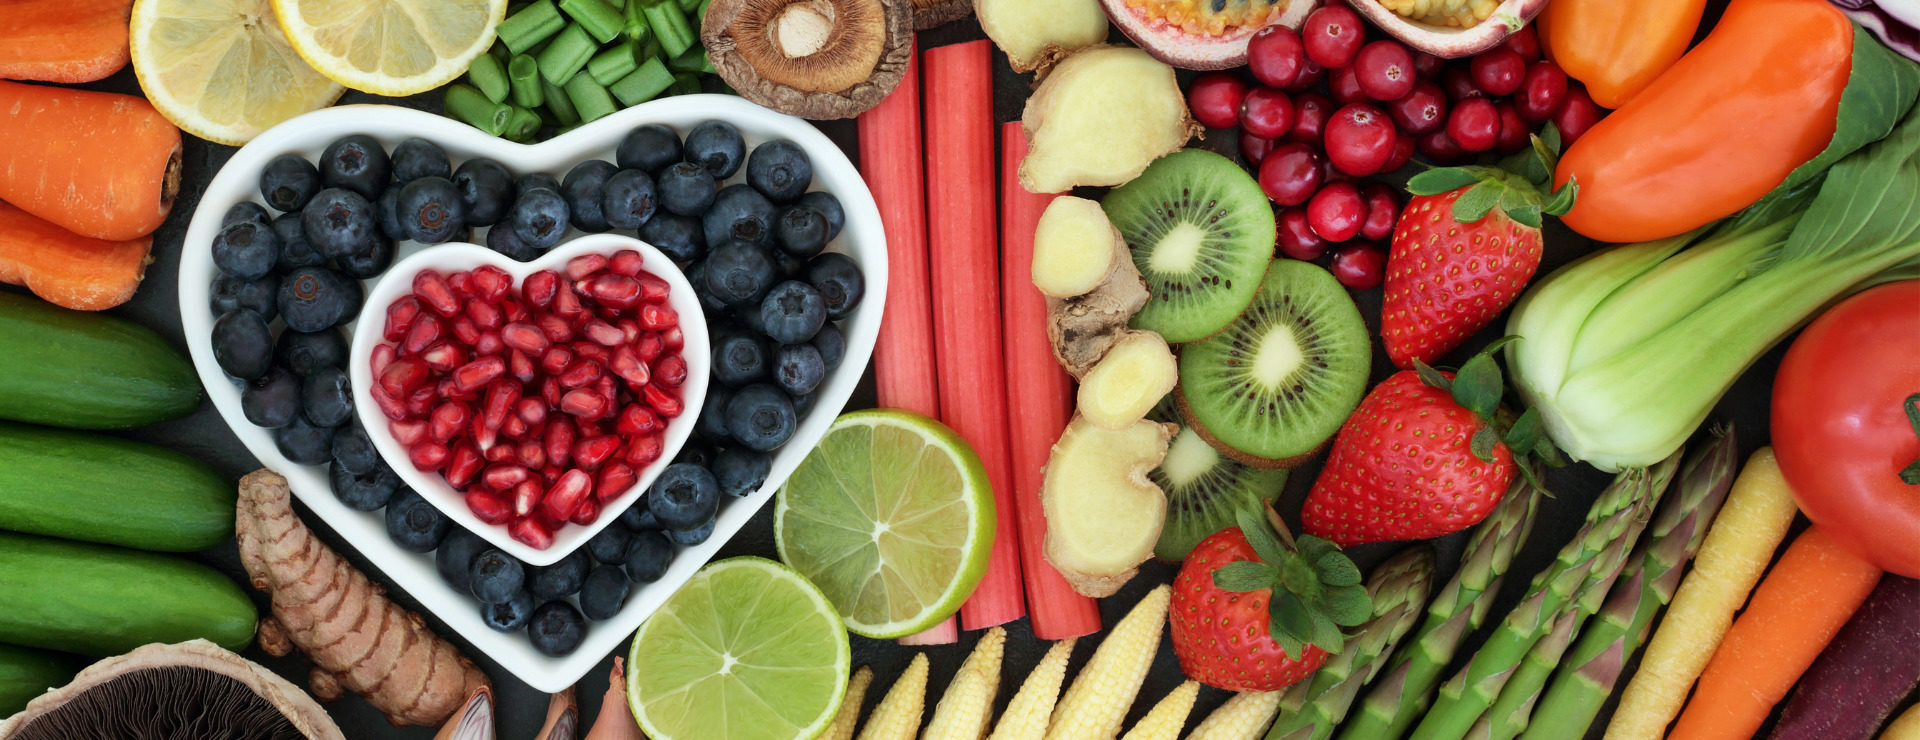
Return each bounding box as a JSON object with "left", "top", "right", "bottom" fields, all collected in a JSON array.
[
  {"left": 1382, "top": 132, "right": 1415, "bottom": 173},
  {"left": 1418, "top": 128, "right": 1466, "bottom": 165},
  {"left": 1517, "top": 60, "right": 1568, "bottom": 122},
  {"left": 1239, "top": 130, "right": 1277, "bottom": 165},
  {"left": 1258, "top": 142, "right": 1324, "bottom": 206},
  {"left": 1324, "top": 104, "right": 1395, "bottom": 176},
  {"left": 1330, "top": 242, "right": 1388, "bottom": 290},
  {"left": 1284, "top": 59, "right": 1325, "bottom": 94},
  {"left": 1441, "top": 64, "right": 1482, "bottom": 101},
  {"left": 1494, "top": 101, "right": 1529, "bottom": 154},
  {"left": 1447, "top": 97, "right": 1499, "bottom": 152},
  {"left": 1412, "top": 50, "right": 1444, "bottom": 80},
  {"left": 1501, "top": 25, "right": 1541, "bottom": 61},
  {"left": 1277, "top": 206, "right": 1328, "bottom": 261},
  {"left": 1301, "top": 5, "right": 1365, "bottom": 69},
  {"left": 1555, "top": 85, "right": 1604, "bottom": 145},
  {"left": 1385, "top": 81, "right": 1448, "bottom": 135},
  {"left": 1288, "top": 93, "right": 1334, "bottom": 145},
  {"left": 1247, "top": 25, "right": 1307, "bottom": 88},
  {"left": 1328, "top": 65, "right": 1366, "bottom": 107},
  {"left": 1353, "top": 40, "right": 1414, "bottom": 102},
  {"left": 1239, "top": 87, "right": 1295, "bottom": 139},
  {"left": 1469, "top": 47, "right": 1526, "bottom": 97},
  {"left": 1188, "top": 73, "right": 1249, "bottom": 129},
  {"left": 1307, "top": 182, "right": 1365, "bottom": 242},
  {"left": 1359, "top": 183, "right": 1399, "bottom": 242}
]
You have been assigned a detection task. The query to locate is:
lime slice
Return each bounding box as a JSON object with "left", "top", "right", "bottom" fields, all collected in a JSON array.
[
  {"left": 129, "top": 0, "right": 345, "bottom": 145},
  {"left": 627, "top": 557, "right": 851, "bottom": 740},
  {"left": 775, "top": 409, "right": 995, "bottom": 639},
  {"left": 272, "top": 0, "right": 505, "bottom": 96}
]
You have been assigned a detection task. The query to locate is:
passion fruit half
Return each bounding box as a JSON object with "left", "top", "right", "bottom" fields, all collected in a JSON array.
[
  {"left": 1347, "top": 0, "right": 1547, "bottom": 58},
  {"left": 1099, "top": 0, "right": 1320, "bottom": 70},
  {"left": 704, "top": 0, "right": 913, "bottom": 119}
]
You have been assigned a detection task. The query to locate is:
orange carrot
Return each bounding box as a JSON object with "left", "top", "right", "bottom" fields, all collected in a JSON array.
[
  {"left": 0, "top": 0, "right": 132, "bottom": 84},
  {"left": 0, "top": 201, "right": 149, "bottom": 311},
  {"left": 1669, "top": 526, "right": 1883, "bottom": 740},
  {"left": 0, "top": 80, "right": 180, "bottom": 241}
]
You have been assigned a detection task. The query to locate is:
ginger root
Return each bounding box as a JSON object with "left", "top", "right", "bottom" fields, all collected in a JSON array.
[
  {"left": 975, "top": 0, "right": 1108, "bottom": 73},
  {"left": 236, "top": 469, "right": 491, "bottom": 727},
  {"left": 1019, "top": 46, "right": 1199, "bottom": 194},
  {"left": 1077, "top": 330, "right": 1179, "bottom": 431},
  {"left": 1032, "top": 196, "right": 1151, "bottom": 377},
  {"left": 1042, "top": 415, "right": 1176, "bottom": 597}
]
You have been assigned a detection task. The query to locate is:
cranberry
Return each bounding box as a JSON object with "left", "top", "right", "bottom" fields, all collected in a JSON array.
[
  {"left": 1382, "top": 132, "right": 1415, "bottom": 173},
  {"left": 1359, "top": 183, "right": 1400, "bottom": 242},
  {"left": 1518, "top": 61, "right": 1568, "bottom": 122},
  {"left": 1555, "top": 85, "right": 1604, "bottom": 145},
  {"left": 1501, "top": 25, "right": 1541, "bottom": 61},
  {"left": 1448, "top": 97, "right": 1500, "bottom": 152},
  {"left": 1470, "top": 47, "right": 1526, "bottom": 97},
  {"left": 1353, "top": 40, "right": 1415, "bottom": 102},
  {"left": 1418, "top": 128, "right": 1466, "bottom": 165},
  {"left": 1330, "top": 242, "right": 1388, "bottom": 290},
  {"left": 1441, "top": 64, "right": 1482, "bottom": 101},
  {"left": 1277, "top": 207, "right": 1329, "bottom": 261},
  {"left": 1302, "top": 5, "right": 1365, "bottom": 69},
  {"left": 1188, "top": 72, "right": 1248, "bottom": 130},
  {"left": 1258, "top": 142, "right": 1325, "bottom": 206},
  {"left": 1324, "top": 104, "right": 1395, "bottom": 176},
  {"left": 1239, "top": 87, "right": 1296, "bottom": 139},
  {"left": 1385, "top": 81, "right": 1448, "bottom": 135},
  {"left": 1247, "top": 25, "right": 1308, "bottom": 88},
  {"left": 1494, "top": 102, "right": 1530, "bottom": 154},
  {"left": 1239, "top": 130, "right": 1277, "bottom": 165},
  {"left": 1412, "top": 50, "right": 1445, "bottom": 80},
  {"left": 1288, "top": 93, "right": 1334, "bottom": 145},
  {"left": 1284, "top": 59, "right": 1326, "bottom": 94},
  {"left": 1307, "top": 182, "right": 1365, "bottom": 242},
  {"left": 1328, "top": 65, "right": 1367, "bottom": 107}
]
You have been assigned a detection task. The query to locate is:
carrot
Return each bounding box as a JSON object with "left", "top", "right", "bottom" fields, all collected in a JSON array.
[
  {"left": 0, "top": 0, "right": 131, "bottom": 83},
  {"left": 1768, "top": 574, "right": 1920, "bottom": 740},
  {"left": 0, "top": 80, "right": 180, "bottom": 241},
  {"left": 924, "top": 39, "right": 1025, "bottom": 631},
  {"left": 1669, "top": 526, "right": 1883, "bottom": 740},
  {"left": 1885, "top": 704, "right": 1920, "bottom": 740},
  {"left": 1001, "top": 121, "right": 1100, "bottom": 641},
  {"left": 1607, "top": 447, "right": 1802, "bottom": 740},
  {"left": 0, "top": 201, "right": 150, "bottom": 311}
]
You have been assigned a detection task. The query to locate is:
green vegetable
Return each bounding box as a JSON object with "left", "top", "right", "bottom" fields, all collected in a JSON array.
[
  {"left": 565, "top": 71, "right": 618, "bottom": 122},
  {"left": 466, "top": 52, "right": 510, "bottom": 102},
  {"left": 0, "top": 292, "right": 200, "bottom": 430},
  {"left": 610, "top": 56, "right": 674, "bottom": 106},
  {"left": 641, "top": 0, "right": 695, "bottom": 58},
  {"left": 536, "top": 23, "right": 598, "bottom": 86},
  {"left": 1265, "top": 546, "right": 1435, "bottom": 740},
  {"left": 0, "top": 533, "right": 257, "bottom": 656},
  {"left": 0, "top": 644, "right": 81, "bottom": 717},
  {"left": 0, "top": 422, "right": 234, "bottom": 552},
  {"left": 560, "top": 0, "right": 625, "bottom": 43},
  {"left": 498, "top": 0, "right": 566, "bottom": 54},
  {"left": 509, "top": 54, "right": 545, "bottom": 108},
  {"left": 445, "top": 83, "right": 512, "bottom": 135}
]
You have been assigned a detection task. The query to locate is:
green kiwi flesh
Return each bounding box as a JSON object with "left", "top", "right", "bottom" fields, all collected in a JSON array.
[
  {"left": 1176, "top": 259, "right": 1370, "bottom": 467},
  {"left": 1101, "top": 149, "right": 1275, "bottom": 343},
  {"left": 1151, "top": 425, "right": 1287, "bottom": 561}
]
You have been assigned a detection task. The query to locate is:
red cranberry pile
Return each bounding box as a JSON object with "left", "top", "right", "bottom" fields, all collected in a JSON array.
[
  {"left": 371, "top": 251, "right": 689, "bottom": 550},
  {"left": 1186, "top": 11, "right": 1605, "bottom": 291}
]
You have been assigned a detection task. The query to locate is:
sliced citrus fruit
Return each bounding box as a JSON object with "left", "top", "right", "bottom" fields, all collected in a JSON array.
[
  {"left": 774, "top": 409, "right": 995, "bottom": 639},
  {"left": 272, "top": 0, "right": 506, "bottom": 96},
  {"left": 129, "top": 0, "right": 345, "bottom": 145},
  {"left": 627, "top": 557, "right": 851, "bottom": 740}
]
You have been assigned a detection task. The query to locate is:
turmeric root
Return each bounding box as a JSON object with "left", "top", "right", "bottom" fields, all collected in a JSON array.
[
  {"left": 236, "top": 469, "right": 490, "bottom": 727},
  {"left": 585, "top": 658, "right": 647, "bottom": 740}
]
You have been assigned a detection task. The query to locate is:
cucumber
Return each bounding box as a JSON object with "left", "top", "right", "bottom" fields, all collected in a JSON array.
[
  {"left": 0, "top": 291, "right": 201, "bottom": 429},
  {"left": 0, "top": 644, "right": 81, "bottom": 717},
  {"left": 0, "top": 533, "right": 257, "bottom": 657},
  {"left": 0, "top": 422, "right": 234, "bottom": 552}
]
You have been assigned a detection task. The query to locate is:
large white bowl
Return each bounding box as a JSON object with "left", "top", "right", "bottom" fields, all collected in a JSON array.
[{"left": 178, "top": 98, "right": 886, "bottom": 692}]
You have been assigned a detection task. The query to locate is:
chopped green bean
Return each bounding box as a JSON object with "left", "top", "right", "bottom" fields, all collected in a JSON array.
[
  {"left": 542, "top": 79, "right": 581, "bottom": 126},
  {"left": 535, "top": 24, "right": 598, "bottom": 86},
  {"left": 498, "top": 0, "right": 565, "bottom": 54},
  {"left": 667, "top": 47, "right": 710, "bottom": 74},
  {"left": 623, "top": 0, "right": 651, "bottom": 41},
  {"left": 668, "top": 72, "right": 701, "bottom": 96},
  {"left": 445, "top": 84, "right": 512, "bottom": 135},
  {"left": 508, "top": 55, "right": 545, "bottom": 108},
  {"left": 560, "top": 0, "right": 626, "bottom": 43},
  {"left": 641, "top": 0, "right": 695, "bottom": 59},
  {"left": 504, "top": 106, "right": 544, "bottom": 142},
  {"left": 588, "top": 40, "right": 640, "bottom": 86},
  {"left": 467, "top": 53, "right": 510, "bottom": 102},
  {"left": 565, "top": 72, "right": 619, "bottom": 122},
  {"left": 488, "top": 40, "right": 512, "bottom": 64},
  {"left": 610, "top": 56, "right": 674, "bottom": 106}
]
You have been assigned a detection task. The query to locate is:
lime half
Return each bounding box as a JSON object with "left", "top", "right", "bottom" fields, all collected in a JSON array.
[
  {"left": 627, "top": 557, "right": 851, "bottom": 740},
  {"left": 775, "top": 409, "right": 995, "bottom": 639}
]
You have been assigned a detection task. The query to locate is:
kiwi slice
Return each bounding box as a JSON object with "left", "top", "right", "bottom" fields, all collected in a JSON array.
[
  {"left": 1152, "top": 425, "right": 1288, "bottom": 561},
  {"left": 1176, "top": 259, "right": 1370, "bottom": 468},
  {"left": 1101, "top": 149, "right": 1275, "bottom": 343}
]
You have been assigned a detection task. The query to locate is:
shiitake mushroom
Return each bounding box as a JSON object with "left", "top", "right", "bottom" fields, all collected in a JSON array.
[
  {"left": 703, "top": 0, "right": 913, "bottom": 119},
  {"left": 0, "top": 641, "right": 342, "bottom": 739},
  {"left": 910, "top": 0, "right": 972, "bottom": 28}
]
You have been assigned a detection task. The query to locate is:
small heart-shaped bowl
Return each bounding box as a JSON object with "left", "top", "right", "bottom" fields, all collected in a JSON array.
[{"left": 349, "top": 235, "right": 711, "bottom": 566}]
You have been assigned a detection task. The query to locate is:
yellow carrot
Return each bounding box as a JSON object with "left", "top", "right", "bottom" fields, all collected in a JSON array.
[
  {"left": 857, "top": 653, "right": 929, "bottom": 740},
  {"left": 822, "top": 666, "right": 874, "bottom": 740},
  {"left": 1882, "top": 704, "right": 1920, "bottom": 740},
  {"left": 989, "top": 638, "right": 1077, "bottom": 740},
  {"left": 1185, "top": 691, "right": 1283, "bottom": 740},
  {"left": 924, "top": 627, "right": 1007, "bottom": 740},
  {"left": 1046, "top": 585, "right": 1170, "bottom": 740},
  {"left": 1119, "top": 681, "right": 1199, "bottom": 740}
]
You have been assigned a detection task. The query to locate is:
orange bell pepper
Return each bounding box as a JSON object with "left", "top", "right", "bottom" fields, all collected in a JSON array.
[
  {"left": 1543, "top": 0, "right": 1707, "bottom": 109},
  {"left": 1554, "top": 0, "right": 1851, "bottom": 244}
]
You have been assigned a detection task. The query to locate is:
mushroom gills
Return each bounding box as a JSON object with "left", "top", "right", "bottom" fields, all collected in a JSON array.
[{"left": 730, "top": 0, "right": 886, "bottom": 92}]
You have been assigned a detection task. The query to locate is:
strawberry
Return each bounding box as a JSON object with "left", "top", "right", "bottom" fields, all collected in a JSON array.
[
  {"left": 1381, "top": 136, "right": 1576, "bottom": 369},
  {"left": 1170, "top": 508, "right": 1371, "bottom": 692}
]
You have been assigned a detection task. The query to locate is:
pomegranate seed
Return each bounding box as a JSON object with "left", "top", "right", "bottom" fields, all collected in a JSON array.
[
  {"left": 450, "top": 316, "right": 481, "bottom": 346},
  {"left": 406, "top": 385, "right": 437, "bottom": 417},
  {"left": 370, "top": 344, "right": 397, "bottom": 377},
  {"left": 546, "top": 419, "right": 575, "bottom": 467},
  {"left": 541, "top": 376, "right": 563, "bottom": 407},
  {"left": 634, "top": 333, "right": 664, "bottom": 362},
  {"left": 525, "top": 271, "right": 561, "bottom": 309},
  {"left": 594, "top": 377, "right": 615, "bottom": 410},
  {"left": 502, "top": 322, "right": 549, "bottom": 355},
  {"left": 561, "top": 388, "right": 610, "bottom": 417},
  {"left": 616, "top": 405, "right": 661, "bottom": 436},
  {"left": 380, "top": 358, "right": 430, "bottom": 397},
  {"left": 518, "top": 439, "right": 547, "bottom": 470},
  {"left": 516, "top": 397, "right": 548, "bottom": 426},
  {"left": 509, "top": 349, "right": 536, "bottom": 383},
  {"left": 566, "top": 254, "right": 609, "bottom": 280},
  {"left": 585, "top": 320, "right": 624, "bottom": 346},
  {"left": 540, "top": 345, "right": 572, "bottom": 377},
  {"left": 431, "top": 402, "right": 472, "bottom": 442},
  {"left": 652, "top": 354, "right": 688, "bottom": 387},
  {"left": 542, "top": 469, "right": 594, "bottom": 521},
  {"left": 572, "top": 343, "right": 610, "bottom": 365},
  {"left": 471, "top": 414, "right": 498, "bottom": 451},
  {"left": 553, "top": 284, "right": 584, "bottom": 316},
  {"left": 485, "top": 443, "right": 516, "bottom": 463},
  {"left": 390, "top": 419, "right": 429, "bottom": 445},
  {"left": 611, "top": 346, "right": 652, "bottom": 386},
  {"left": 509, "top": 517, "right": 555, "bottom": 550},
  {"left": 473, "top": 331, "right": 504, "bottom": 356},
  {"left": 570, "top": 496, "right": 602, "bottom": 525},
  {"left": 385, "top": 296, "right": 424, "bottom": 341},
  {"left": 501, "top": 297, "right": 529, "bottom": 323},
  {"left": 483, "top": 380, "right": 520, "bottom": 428},
  {"left": 402, "top": 314, "right": 443, "bottom": 354},
  {"left": 541, "top": 466, "right": 564, "bottom": 485},
  {"left": 610, "top": 250, "right": 645, "bottom": 276},
  {"left": 583, "top": 274, "right": 643, "bottom": 309},
  {"left": 470, "top": 265, "right": 511, "bottom": 301},
  {"left": 451, "top": 356, "right": 506, "bottom": 392},
  {"left": 662, "top": 326, "right": 683, "bottom": 351},
  {"left": 559, "top": 360, "right": 603, "bottom": 389},
  {"left": 467, "top": 489, "right": 513, "bottom": 524},
  {"left": 537, "top": 313, "right": 573, "bottom": 343},
  {"left": 573, "top": 434, "right": 621, "bottom": 471},
  {"left": 409, "top": 441, "right": 450, "bottom": 471},
  {"left": 372, "top": 383, "right": 408, "bottom": 420},
  {"left": 636, "top": 273, "right": 671, "bottom": 303},
  {"left": 643, "top": 384, "right": 683, "bottom": 418},
  {"left": 484, "top": 464, "right": 531, "bottom": 490},
  {"left": 447, "top": 445, "right": 483, "bottom": 488},
  {"left": 467, "top": 300, "right": 503, "bottom": 331},
  {"left": 502, "top": 413, "right": 528, "bottom": 439},
  {"left": 638, "top": 303, "right": 677, "bottom": 330},
  {"left": 448, "top": 271, "right": 474, "bottom": 298},
  {"left": 597, "top": 463, "right": 637, "bottom": 501},
  {"left": 511, "top": 478, "right": 541, "bottom": 516},
  {"left": 420, "top": 342, "right": 465, "bottom": 372},
  {"left": 617, "top": 320, "right": 641, "bottom": 343},
  {"left": 413, "top": 271, "right": 460, "bottom": 316},
  {"left": 623, "top": 433, "right": 663, "bottom": 466}
]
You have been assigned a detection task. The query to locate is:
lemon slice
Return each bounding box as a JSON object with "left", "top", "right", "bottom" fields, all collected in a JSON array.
[
  {"left": 130, "top": 0, "right": 345, "bottom": 145},
  {"left": 272, "top": 0, "right": 506, "bottom": 96}
]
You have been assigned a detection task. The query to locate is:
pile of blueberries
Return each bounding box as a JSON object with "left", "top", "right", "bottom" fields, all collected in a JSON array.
[{"left": 204, "top": 120, "right": 864, "bottom": 657}]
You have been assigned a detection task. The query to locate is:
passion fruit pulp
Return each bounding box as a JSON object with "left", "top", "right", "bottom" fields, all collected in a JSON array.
[
  {"left": 1348, "top": 0, "right": 1548, "bottom": 58},
  {"left": 1100, "top": 0, "right": 1321, "bottom": 70}
]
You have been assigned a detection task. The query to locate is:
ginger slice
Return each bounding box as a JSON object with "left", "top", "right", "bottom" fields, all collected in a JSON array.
[
  {"left": 1019, "top": 46, "right": 1199, "bottom": 194},
  {"left": 1042, "top": 415, "right": 1176, "bottom": 597},
  {"left": 975, "top": 0, "right": 1108, "bottom": 73},
  {"left": 1032, "top": 196, "right": 1126, "bottom": 299},
  {"left": 1077, "top": 330, "right": 1178, "bottom": 431}
]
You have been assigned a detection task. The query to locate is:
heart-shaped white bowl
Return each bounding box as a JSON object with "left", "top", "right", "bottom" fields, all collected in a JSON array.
[
  {"left": 349, "top": 235, "right": 711, "bottom": 566},
  {"left": 178, "top": 97, "right": 885, "bottom": 691}
]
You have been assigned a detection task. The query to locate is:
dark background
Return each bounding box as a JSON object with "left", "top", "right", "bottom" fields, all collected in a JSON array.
[{"left": 34, "top": 3, "right": 1843, "bottom": 737}]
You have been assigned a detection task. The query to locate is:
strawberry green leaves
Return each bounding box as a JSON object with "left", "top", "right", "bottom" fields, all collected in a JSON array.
[
  {"left": 1212, "top": 509, "right": 1372, "bottom": 660},
  {"left": 1413, "top": 341, "right": 1562, "bottom": 487},
  {"left": 1405, "top": 131, "right": 1578, "bottom": 231}
]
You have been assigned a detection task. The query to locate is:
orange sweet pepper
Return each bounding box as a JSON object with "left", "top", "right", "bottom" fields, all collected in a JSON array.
[
  {"left": 1543, "top": 0, "right": 1707, "bottom": 109},
  {"left": 1555, "top": 0, "right": 1852, "bottom": 244}
]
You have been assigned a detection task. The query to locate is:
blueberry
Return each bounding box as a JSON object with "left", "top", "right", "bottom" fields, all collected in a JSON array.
[
  {"left": 437, "top": 529, "right": 490, "bottom": 592},
  {"left": 798, "top": 191, "right": 845, "bottom": 242},
  {"left": 260, "top": 154, "right": 321, "bottom": 212},
  {"left": 241, "top": 367, "right": 302, "bottom": 428},
  {"left": 330, "top": 422, "right": 381, "bottom": 475},
  {"left": 773, "top": 250, "right": 807, "bottom": 279},
  {"left": 688, "top": 260, "right": 728, "bottom": 314},
  {"left": 812, "top": 322, "right": 846, "bottom": 371},
  {"left": 375, "top": 188, "right": 408, "bottom": 242},
  {"left": 210, "top": 274, "right": 278, "bottom": 321},
  {"left": 580, "top": 565, "right": 631, "bottom": 620},
  {"left": 319, "top": 134, "right": 390, "bottom": 198},
  {"left": 703, "top": 184, "right": 777, "bottom": 246},
  {"left": 301, "top": 187, "right": 378, "bottom": 259},
  {"left": 683, "top": 121, "right": 744, "bottom": 179},
  {"left": 726, "top": 384, "right": 797, "bottom": 452},
  {"left": 793, "top": 392, "right": 817, "bottom": 419},
  {"left": 657, "top": 161, "right": 716, "bottom": 216},
  {"left": 746, "top": 139, "right": 811, "bottom": 203},
  {"left": 486, "top": 221, "right": 541, "bottom": 261},
  {"left": 773, "top": 205, "right": 829, "bottom": 258},
  {"left": 480, "top": 590, "right": 536, "bottom": 631},
  {"left": 808, "top": 253, "right": 865, "bottom": 320},
  {"left": 703, "top": 240, "right": 777, "bottom": 306},
  {"left": 212, "top": 220, "right": 280, "bottom": 281},
  {"left": 469, "top": 549, "right": 526, "bottom": 604},
  {"left": 618, "top": 503, "right": 658, "bottom": 530},
  {"left": 713, "top": 447, "right": 771, "bottom": 498},
  {"left": 212, "top": 309, "right": 274, "bottom": 380},
  {"left": 510, "top": 188, "right": 570, "bottom": 250},
  {"left": 224, "top": 201, "right": 272, "bottom": 228},
  {"left": 772, "top": 342, "right": 826, "bottom": 397},
  {"left": 455, "top": 158, "right": 515, "bottom": 226},
  {"left": 528, "top": 601, "right": 587, "bottom": 656},
  {"left": 760, "top": 281, "right": 827, "bottom": 344},
  {"left": 601, "top": 169, "right": 658, "bottom": 230},
  {"left": 624, "top": 529, "right": 674, "bottom": 582},
  {"left": 666, "top": 520, "right": 714, "bottom": 546},
  {"left": 528, "top": 550, "right": 590, "bottom": 600},
  {"left": 562, "top": 160, "right": 618, "bottom": 232},
  {"left": 588, "top": 525, "right": 633, "bottom": 563},
  {"left": 517, "top": 172, "right": 562, "bottom": 196},
  {"left": 391, "top": 138, "right": 451, "bottom": 182},
  {"left": 711, "top": 332, "right": 768, "bottom": 387},
  {"left": 648, "top": 463, "right": 720, "bottom": 531},
  {"left": 279, "top": 267, "right": 359, "bottom": 332},
  {"left": 617, "top": 123, "right": 684, "bottom": 173},
  {"left": 398, "top": 176, "right": 467, "bottom": 243},
  {"left": 301, "top": 366, "right": 355, "bottom": 427},
  {"left": 274, "top": 415, "right": 336, "bottom": 465},
  {"left": 697, "top": 384, "right": 733, "bottom": 441},
  {"left": 336, "top": 236, "right": 395, "bottom": 278},
  {"left": 675, "top": 440, "right": 715, "bottom": 468},
  {"left": 386, "top": 488, "right": 451, "bottom": 553},
  {"left": 330, "top": 459, "right": 400, "bottom": 511},
  {"left": 640, "top": 212, "right": 706, "bottom": 264},
  {"left": 272, "top": 213, "right": 325, "bottom": 272}
]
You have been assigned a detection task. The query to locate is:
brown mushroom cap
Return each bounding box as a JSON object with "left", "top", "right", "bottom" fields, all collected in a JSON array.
[
  {"left": 705, "top": 0, "right": 913, "bottom": 119},
  {"left": 913, "top": 0, "right": 972, "bottom": 29}
]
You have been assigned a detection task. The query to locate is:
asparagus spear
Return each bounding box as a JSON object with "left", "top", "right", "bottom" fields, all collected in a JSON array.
[
  {"left": 1265, "top": 545, "right": 1437, "bottom": 740},
  {"left": 1333, "top": 479, "right": 1543, "bottom": 740},
  {"left": 1516, "top": 428, "right": 1739, "bottom": 739}
]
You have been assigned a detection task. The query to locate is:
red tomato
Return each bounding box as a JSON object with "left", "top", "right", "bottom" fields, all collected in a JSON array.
[{"left": 1771, "top": 281, "right": 1920, "bottom": 578}]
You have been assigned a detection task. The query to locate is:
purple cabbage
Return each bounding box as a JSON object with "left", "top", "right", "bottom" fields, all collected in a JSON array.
[{"left": 1832, "top": 0, "right": 1920, "bottom": 62}]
